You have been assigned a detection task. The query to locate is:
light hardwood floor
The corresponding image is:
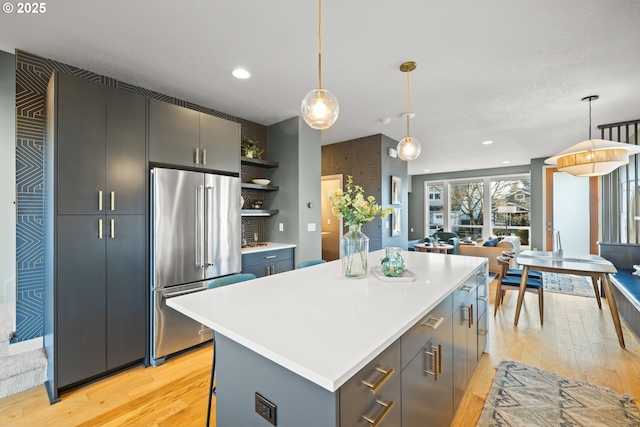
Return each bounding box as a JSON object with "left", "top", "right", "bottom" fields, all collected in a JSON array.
[{"left": 2, "top": 278, "right": 640, "bottom": 427}]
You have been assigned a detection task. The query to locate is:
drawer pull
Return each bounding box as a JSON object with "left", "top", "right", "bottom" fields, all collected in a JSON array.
[
  {"left": 479, "top": 329, "right": 488, "bottom": 337},
  {"left": 478, "top": 295, "right": 488, "bottom": 302},
  {"left": 461, "top": 285, "right": 473, "bottom": 292},
  {"left": 361, "top": 367, "right": 395, "bottom": 395},
  {"left": 477, "top": 271, "right": 486, "bottom": 277},
  {"left": 361, "top": 399, "right": 395, "bottom": 426},
  {"left": 421, "top": 315, "right": 444, "bottom": 330},
  {"left": 424, "top": 344, "right": 440, "bottom": 381},
  {"left": 265, "top": 255, "right": 277, "bottom": 259}
]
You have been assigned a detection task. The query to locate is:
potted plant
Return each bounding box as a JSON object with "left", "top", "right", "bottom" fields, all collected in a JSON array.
[{"left": 241, "top": 137, "right": 264, "bottom": 159}]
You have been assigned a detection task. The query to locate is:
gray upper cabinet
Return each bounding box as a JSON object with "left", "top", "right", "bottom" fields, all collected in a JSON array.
[
  {"left": 149, "top": 98, "right": 240, "bottom": 173},
  {"left": 148, "top": 99, "right": 199, "bottom": 168},
  {"left": 106, "top": 87, "right": 146, "bottom": 214},
  {"left": 56, "top": 74, "right": 107, "bottom": 215},
  {"left": 200, "top": 112, "right": 240, "bottom": 173}
]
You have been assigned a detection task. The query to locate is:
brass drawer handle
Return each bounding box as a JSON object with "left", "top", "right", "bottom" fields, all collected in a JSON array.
[
  {"left": 421, "top": 315, "right": 444, "bottom": 330},
  {"left": 98, "top": 190, "right": 103, "bottom": 211},
  {"left": 110, "top": 191, "right": 115, "bottom": 211},
  {"left": 424, "top": 344, "right": 440, "bottom": 381},
  {"left": 361, "top": 399, "right": 395, "bottom": 426},
  {"left": 98, "top": 219, "right": 103, "bottom": 239},
  {"left": 477, "top": 271, "right": 486, "bottom": 277},
  {"left": 478, "top": 295, "right": 488, "bottom": 302},
  {"left": 265, "top": 255, "right": 277, "bottom": 259},
  {"left": 361, "top": 367, "right": 395, "bottom": 395},
  {"left": 479, "top": 329, "right": 488, "bottom": 337},
  {"left": 110, "top": 219, "right": 115, "bottom": 239},
  {"left": 461, "top": 285, "right": 473, "bottom": 292}
]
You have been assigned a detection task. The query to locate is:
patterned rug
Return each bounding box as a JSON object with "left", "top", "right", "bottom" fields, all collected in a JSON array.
[
  {"left": 541, "top": 272, "right": 595, "bottom": 297},
  {"left": 477, "top": 359, "right": 640, "bottom": 426}
]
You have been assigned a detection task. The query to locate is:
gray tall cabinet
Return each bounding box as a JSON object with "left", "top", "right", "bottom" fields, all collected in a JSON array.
[{"left": 44, "top": 71, "right": 146, "bottom": 402}]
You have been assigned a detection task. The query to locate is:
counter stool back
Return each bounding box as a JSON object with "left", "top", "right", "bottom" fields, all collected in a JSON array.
[
  {"left": 205, "top": 273, "right": 257, "bottom": 427},
  {"left": 298, "top": 259, "right": 327, "bottom": 268}
]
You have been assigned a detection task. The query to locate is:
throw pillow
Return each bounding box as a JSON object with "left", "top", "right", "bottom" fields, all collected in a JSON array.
[{"left": 483, "top": 237, "right": 498, "bottom": 247}]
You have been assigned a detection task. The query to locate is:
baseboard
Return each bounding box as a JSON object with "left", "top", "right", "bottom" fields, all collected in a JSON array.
[{"left": 9, "top": 336, "right": 42, "bottom": 355}]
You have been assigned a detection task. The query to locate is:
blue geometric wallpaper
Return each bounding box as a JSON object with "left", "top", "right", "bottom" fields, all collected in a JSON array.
[{"left": 14, "top": 50, "right": 267, "bottom": 342}]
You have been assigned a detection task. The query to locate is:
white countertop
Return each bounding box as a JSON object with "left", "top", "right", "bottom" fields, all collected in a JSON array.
[
  {"left": 241, "top": 242, "right": 296, "bottom": 254},
  {"left": 168, "top": 250, "right": 485, "bottom": 392}
]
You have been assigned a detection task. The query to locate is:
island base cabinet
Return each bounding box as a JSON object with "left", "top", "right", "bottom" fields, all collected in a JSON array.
[{"left": 401, "top": 317, "right": 454, "bottom": 427}]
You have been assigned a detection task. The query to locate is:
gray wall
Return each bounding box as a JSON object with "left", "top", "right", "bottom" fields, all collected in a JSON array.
[
  {"left": 380, "top": 134, "right": 408, "bottom": 249},
  {"left": 267, "top": 117, "right": 322, "bottom": 265},
  {"left": 0, "top": 50, "right": 15, "bottom": 304},
  {"left": 408, "top": 165, "right": 532, "bottom": 241},
  {"left": 529, "top": 157, "right": 547, "bottom": 251}
]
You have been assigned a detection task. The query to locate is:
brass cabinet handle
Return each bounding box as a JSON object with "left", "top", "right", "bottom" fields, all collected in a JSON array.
[
  {"left": 421, "top": 315, "right": 444, "bottom": 330},
  {"left": 202, "top": 149, "right": 207, "bottom": 165},
  {"left": 265, "top": 255, "right": 277, "bottom": 259},
  {"left": 361, "top": 367, "right": 395, "bottom": 395},
  {"left": 110, "top": 219, "right": 114, "bottom": 239},
  {"left": 461, "top": 285, "right": 473, "bottom": 293},
  {"left": 438, "top": 343, "right": 442, "bottom": 373},
  {"left": 477, "top": 271, "right": 486, "bottom": 277},
  {"left": 110, "top": 191, "right": 115, "bottom": 211},
  {"left": 98, "top": 219, "right": 103, "bottom": 239},
  {"left": 469, "top": 304, "right": 474, "bottom": 328},
  {"left": 98, "top": 191, "right": 103, "bottom": 211},
  {"left": 195, "top": 147, "right": 200, "bottom": 164},
  {"left": 478, "top": 295, "right": 488, "bottom": 302},
  {"left": 424, "top": 345, "right": 439, "bottom": 381},
  {"left": 479, "top": 329, "right": 488, "bottom": 337},
  {"left": 361, "top": 399, "right": 395, "bottom": 426}
]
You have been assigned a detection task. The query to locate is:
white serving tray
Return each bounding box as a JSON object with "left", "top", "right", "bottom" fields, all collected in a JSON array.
[{"left": 370, "top": 266, "right": 417, "bottom": 282}]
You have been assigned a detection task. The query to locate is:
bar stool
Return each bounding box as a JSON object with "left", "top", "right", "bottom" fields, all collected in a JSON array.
[{"left": 205, "top": 273, "right": 257, "bottom": 427}]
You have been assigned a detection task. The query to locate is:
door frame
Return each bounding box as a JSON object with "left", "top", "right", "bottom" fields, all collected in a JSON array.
[{"left": 544, "top": 167, "right": 599, "bottom": 254}]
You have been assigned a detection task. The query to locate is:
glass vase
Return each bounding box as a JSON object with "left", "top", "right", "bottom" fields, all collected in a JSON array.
[
  {"left": 341, "top": 224, "right": 369, "bottom": 278},
  {"left": 381, "top": 247, "right": 406, "bottom": 277}
]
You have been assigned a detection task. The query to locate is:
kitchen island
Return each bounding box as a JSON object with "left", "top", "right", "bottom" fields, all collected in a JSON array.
[{"left": 168, "top": 250, "right": 488, "bottom": 427}]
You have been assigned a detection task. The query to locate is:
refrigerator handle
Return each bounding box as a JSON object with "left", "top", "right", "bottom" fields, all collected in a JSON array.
[
  {"left": 205, "top": 186, "right": 214, "bottom": 267},
  {"left": 195, "top": 185, "right": 203, "bottom": 268}
]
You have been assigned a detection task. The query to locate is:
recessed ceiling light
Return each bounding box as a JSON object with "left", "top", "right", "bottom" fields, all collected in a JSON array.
[
  {"left": 424, "top": 169, "right": 430, "bottom": 172},
  {"left": 232, "top": 68, "right": 251, "bottom": 79},
  {"left": 483, "top": 141, "right": 493, "bottom": 145},
  {"left": 502, "top": 161, "right": 510, "bottom": 164}
]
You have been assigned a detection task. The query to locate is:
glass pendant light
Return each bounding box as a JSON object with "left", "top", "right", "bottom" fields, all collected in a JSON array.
[
  {"left": 397, "top": 61, "right": 421, "bottom": 161},
  {"left": 545, "top": 95, "right": 640, "bottom": 176},
  {"left": 301, "top": 0, "right": 339, "bottom": 129}
]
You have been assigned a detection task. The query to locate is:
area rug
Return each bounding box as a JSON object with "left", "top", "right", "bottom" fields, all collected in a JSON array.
[
  {"left": 541, "top": 272, "right": 595, "bottom": 297},
  {"left": 477, "top": 359, "right": 640, "bottom": 426}
]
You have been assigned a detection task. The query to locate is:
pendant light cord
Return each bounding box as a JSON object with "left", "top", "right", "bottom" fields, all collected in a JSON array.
[
  {"left": 406, "top": 70, "right": 411, "bottom": 137},
  {"left": 318, "top": 0, "right": 323, "bottom": 90},
  {"left": 588, "top": 97, "right": 592, "bottom": 140}
]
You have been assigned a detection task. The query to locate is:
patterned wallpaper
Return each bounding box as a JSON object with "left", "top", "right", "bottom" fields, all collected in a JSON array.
[
  {"left": 14, "top": 50, "right": 267, "bottom": 341},
  {"left": 321, "top": 135, "right": 385, "bottom": 251}
]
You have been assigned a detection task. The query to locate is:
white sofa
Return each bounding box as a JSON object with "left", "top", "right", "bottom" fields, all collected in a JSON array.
[{"left": 458, "top": 236, "right": 520, "bottom": 273}]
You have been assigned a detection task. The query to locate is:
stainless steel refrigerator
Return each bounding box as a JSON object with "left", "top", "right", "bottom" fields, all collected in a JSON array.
[{"left": 150, "top": 167, "right": 241, "bottom": 366}]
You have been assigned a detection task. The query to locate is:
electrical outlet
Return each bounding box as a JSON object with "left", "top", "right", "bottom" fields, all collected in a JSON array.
[
  {"left": 255, "top": 393, "right": 276, "bottom": 425},
  {"left": 279, "top": 223, "right": 283, "bottom": 232}
]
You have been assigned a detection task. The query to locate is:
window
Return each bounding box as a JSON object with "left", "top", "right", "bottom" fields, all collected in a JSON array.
[{"left": 424, "top": 174, "right": 531, "bottom": 246}]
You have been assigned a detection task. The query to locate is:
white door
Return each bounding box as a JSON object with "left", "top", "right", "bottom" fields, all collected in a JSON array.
[{"left": 552, "top": 171, "right": 590, "bottom": 257}]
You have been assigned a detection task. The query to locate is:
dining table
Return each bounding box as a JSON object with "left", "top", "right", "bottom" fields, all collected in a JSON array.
[{"left": 515, "top": 250, "right": 624, "bottom": 348}]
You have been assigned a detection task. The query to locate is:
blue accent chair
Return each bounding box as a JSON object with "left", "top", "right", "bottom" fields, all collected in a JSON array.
[
  {"left": 298, "top": 259, "right": 327, "bottom": 268},
  {"left": 205, "top": 272, "right": 256, "bottom": 427},
  {"left": 494, "top": 256, "right": 543, "bottom": 325},
  {"left": 432, "top": 231, "right": 460, "bottom": 255}
]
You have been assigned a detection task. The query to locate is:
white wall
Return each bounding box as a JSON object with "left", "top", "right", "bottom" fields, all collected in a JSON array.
[
  {"left": 553, "top": 171, "right": 589, "bottom": 257},
  {"left": 0, "top": 50, "right": 16, "bottom": 304}
]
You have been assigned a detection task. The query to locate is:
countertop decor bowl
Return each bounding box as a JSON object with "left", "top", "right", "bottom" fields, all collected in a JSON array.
[{"left": 252, "top": 179, "right": 270, "bottom": 185}]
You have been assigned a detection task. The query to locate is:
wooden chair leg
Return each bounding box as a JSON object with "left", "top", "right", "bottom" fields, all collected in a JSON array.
[
  {"left": 538, "top": 288, "right": 544, "bottom": 326},
  {"left": 494, "top": 282, "right": 503, "bottom": 316},
  {"left": 591, "top": 276, "right": 602, "bottom": 309}
]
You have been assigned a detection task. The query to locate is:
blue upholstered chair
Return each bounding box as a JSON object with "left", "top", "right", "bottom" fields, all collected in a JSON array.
[
  {"left": 298, "top": 259, "right": 327, "bottom": 268},
  {"left": 494, "top": 256, "right": 543, "bottom": 325},
  {"left": 205, "top": 273, "right": 256, "bottom": 427},
  {"left": 432, "top": 231, "right": 460, "bottom": 255},
  {"left": 501, "top": 250, "right": 544, "bottom": 281}
]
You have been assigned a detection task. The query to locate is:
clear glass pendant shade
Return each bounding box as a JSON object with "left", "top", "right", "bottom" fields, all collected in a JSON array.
[
  {"left": 301, "top": 89, "right": 339, "bottom": 130},
  {"left": 397, "top": 136, "right": 422, "bottom": 161}
]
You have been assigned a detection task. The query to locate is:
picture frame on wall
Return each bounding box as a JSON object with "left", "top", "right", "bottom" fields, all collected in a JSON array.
[
  {"left": 392, "top": 208, "right": 401, "bottom": 236},
  {"left": 391, "top": 176, "right": 401, "bottom": 204}
]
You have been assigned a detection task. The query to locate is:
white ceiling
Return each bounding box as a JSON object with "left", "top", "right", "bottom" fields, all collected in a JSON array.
[{"left": 1, "top": 0, "right": 639, "bottom": 175}]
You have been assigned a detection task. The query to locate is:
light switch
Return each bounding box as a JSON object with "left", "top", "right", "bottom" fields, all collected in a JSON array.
[
  {"left": 385, "top": 221, "right": 389, "bottom": 229},
  {"left": 411, "top": 227, "right": 414, "bottom": 232},
  {"left": 279, "top": 223, "right": 284, "bottom": 232},
  {"left": 308, "top": 223, "right": 316, "bottom": 232}
]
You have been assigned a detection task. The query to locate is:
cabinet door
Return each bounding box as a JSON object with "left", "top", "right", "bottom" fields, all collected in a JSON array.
[
  {"left": 401, "top": 317, "right": 453, "bottom": 427},
  {"left": 148, "top": 99, "right": 199, "bottom": 167},
  {"left": 57, "top": 215, "right": 106, "bottom": 387},
  {"left": 200, "top": 113, "right": 240, "bottom": 173},
  {"left": 106, "top": 88, "right": 146, "bottom": 215},
  {"left": 106, "top": 215, "right": 146, "bottom": 370},
  {"left": 241, "top": 263, "right": 269, "bottom": 278},
  {"left": 56, "top": 73, "right": 106, "bottom": 215}
]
